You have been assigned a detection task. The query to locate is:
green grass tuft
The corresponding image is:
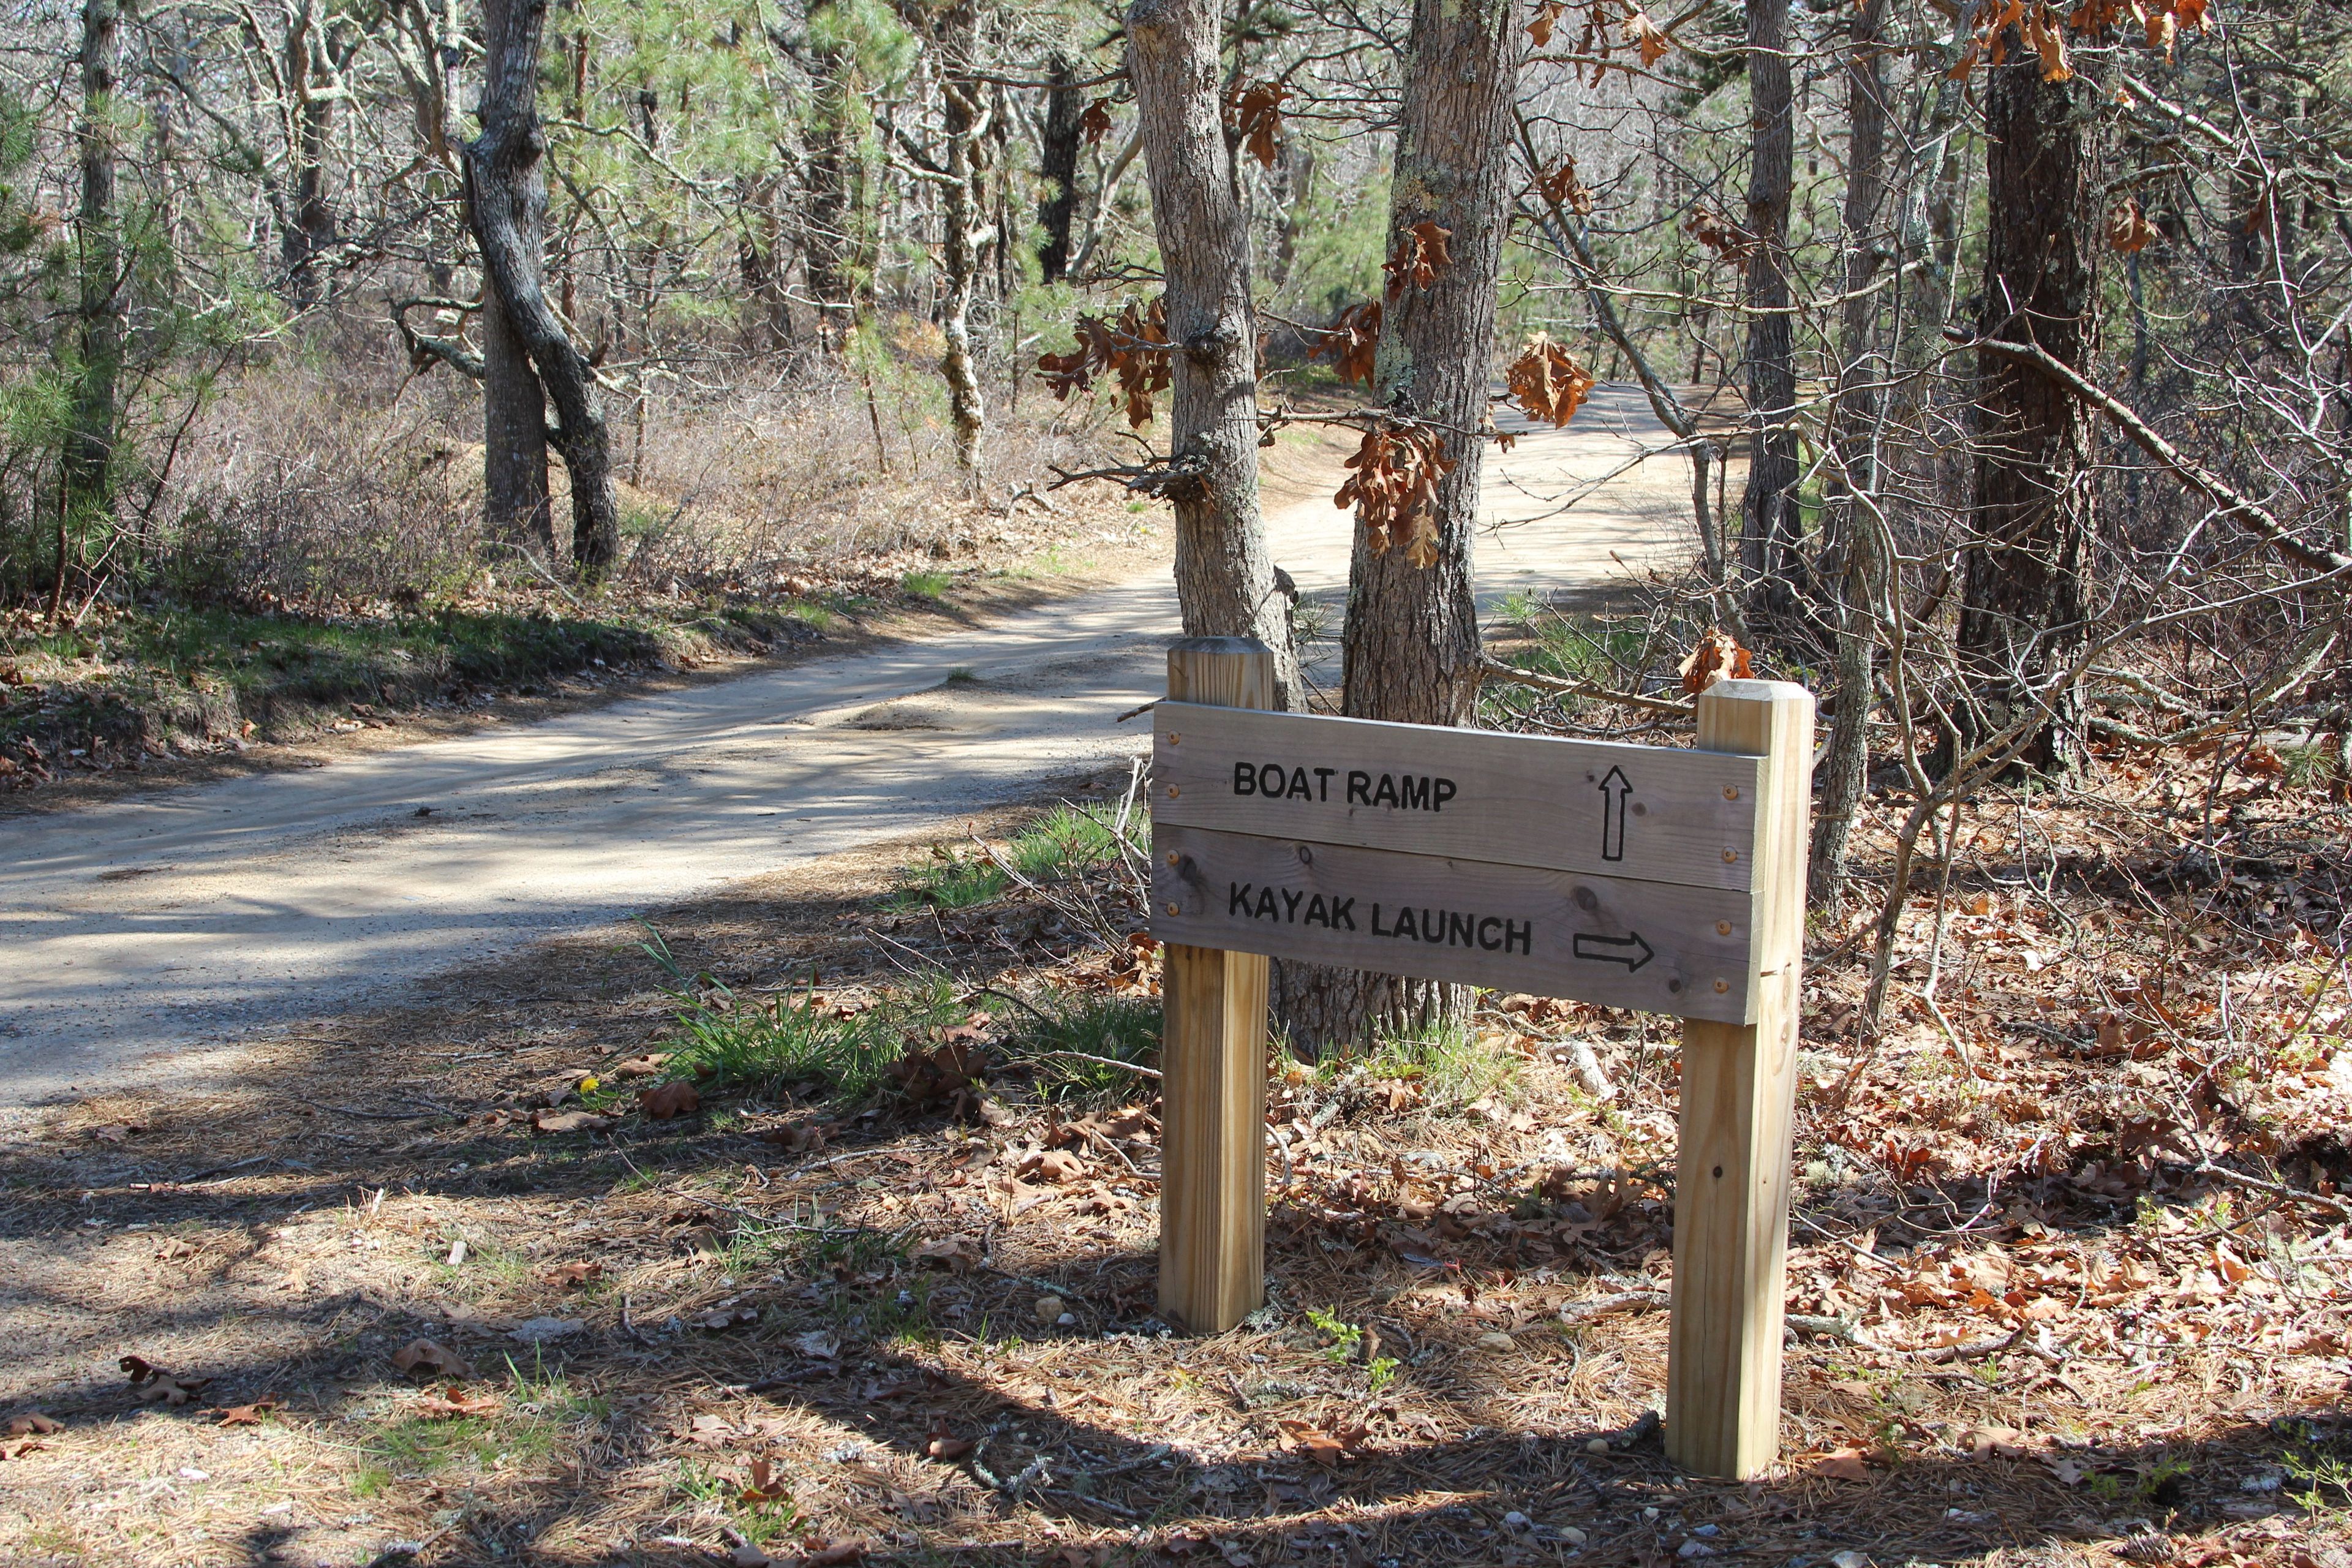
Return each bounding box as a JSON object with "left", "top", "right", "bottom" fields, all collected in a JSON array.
[
  {"left": 889, "top": 848, "right": 1007, "bottom": 910},
  {"left": 1336, "top": 1020, "right": 1518, "bottom": 1109},
  {"left": 1000, "top": 990, "right": 1159, "bottom": 1101},
  {"left": 902, "top": 568, "right": 952, "bottom": 600},
  {"left": 888, "top": 801, "right": 1141, "bottom": 912},
  {"left": 658, "top": 974, "right": 968, "bottom": 1100}
]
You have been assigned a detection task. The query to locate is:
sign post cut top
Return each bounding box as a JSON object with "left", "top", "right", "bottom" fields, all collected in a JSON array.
[{"left": 1153, "top": 703, "right": 1767, "bottom": 894}]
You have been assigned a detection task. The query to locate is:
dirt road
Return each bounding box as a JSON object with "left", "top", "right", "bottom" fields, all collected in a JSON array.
[{"left": 0, "top": 388, "right": 1695, "bottom": 1111}]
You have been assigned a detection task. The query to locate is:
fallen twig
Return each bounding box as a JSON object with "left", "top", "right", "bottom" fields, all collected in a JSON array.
[
  {"left": 1032, "top": 1049, "right": 1161, "bottom": 1080},
  {"left": 2191, "top": 1161, "right": 2352, "bottom": 1221},
  {"left": 1476, "top": 655, "right": 1695, "bottom": 717}
]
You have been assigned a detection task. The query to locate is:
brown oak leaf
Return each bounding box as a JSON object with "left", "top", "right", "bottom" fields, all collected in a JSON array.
[
  {"left": 1226, "top": 81, "right": 1289, "bottom": 169},
  {"left": 415, "top": 1385, "right": 500, "bottom": 1419},
  {"left": 532, "top": 1107, "right": 613, "bottom": 1134},
  {"left": 1080, "top": 97, "right": 1114, "bottom": 146},
  {"left": 924, "top": 1416, "right": 975, "bottom": 1460},
  {"left": 1335, "top": 423, "right": 1453, "bottom": 569},
  {"left": 639, "top": 1080, "right": 701, "bottom": 1120},
  {"left": 2108, "top": 198, "right": 2156, "bottom": 253},
  {"left": 1506, "top": 333, "right": 1596, "bottom": 428},
  {"left": 121, "top": 1355, "right": 209, "bottom": 1406},
  {"left": 1276, "top": 1417, "right": 1371, "bottom": 1466},
  {"left": 739, "top": 1455, "right": 792, "bottom": 1506},
  {"left": 1535, "top": 155, "right": 1595, "bottom": 215},
  {"left": 1311, "top": 301, "right": 1381, "bottom": 388},
  {"left": 390, "top": 1339, "right": 475, "bottom": 1381},
  {"left": 1677, "top": 627, "right": 1754, "bottom": 694},
  {"left": 1382, "top": 221, "right": 1453, "bottom": 298},
  {"left": 1810, "top": 1447, "right": 1872, "bottom": 1481}
]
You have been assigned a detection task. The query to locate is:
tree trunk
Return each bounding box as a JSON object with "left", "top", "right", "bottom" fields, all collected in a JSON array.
[
  {"left": 1271, "top": 139, "right": 1313, "bottom": 291},
  {"left": 287, "top": 92, "right": 336, "bottom": 305},
  {"left": 1272, "top": 0, "right": 1518, "bottom": 1052},
  {"left": 736, "top": 174, "right": 793, "bottom": 349},
  {"left": 477, "top": 0, "right": 552, "bottom": 556},
  {"left": 1957, "top": 26, "right": 2098, "bottom": 775},
  {"left": 804, "top": 39, "right": 859, "bottom": 350},
  {"left": 936, "top": 7, "right": 989, "bottom": 485},
  {"left": 1739, "top": 0, "right": 1804, "bottom": 634},
  {"left": 1036, "top": 54, "right": 1083, "bottom": 285},
  {"left": 1809, "top": 0, "right": 1887, "bottom": 914},
  {"left": 280, "top": 0, "right": 339, "bottom": 309},
  {"left": 466, "top": 0, "right": 619, "bottom": 576},
  {"left": 1125, "top": 0, "right": 1301, "bottom": 701},
  {"left": 60, "top": 0, "right": 123, "bottom": 620}
]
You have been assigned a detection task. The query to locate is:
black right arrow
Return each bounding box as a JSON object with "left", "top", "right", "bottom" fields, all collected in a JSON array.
[
  {"left": 1573, "top": 930, "right": 1654, "bottom": 971},
  {"left": 1598, "top": 766, "right": 1631, "bottom": 861}
]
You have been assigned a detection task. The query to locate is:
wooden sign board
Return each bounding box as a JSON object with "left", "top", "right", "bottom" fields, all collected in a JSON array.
[
  {"left": 1153, "top": 824, "right": 1758, "bottom": 1022},
  {"left": 1154, "top": 703, "right": 1764, "bottom": 892},
  {"left": 1150, "top": 703, "right": 1770, "bottom": 1022}
]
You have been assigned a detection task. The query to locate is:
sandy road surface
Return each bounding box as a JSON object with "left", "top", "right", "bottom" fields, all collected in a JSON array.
[{"left": 0, "top": 388, "right": 1695, "bottom": 1110}]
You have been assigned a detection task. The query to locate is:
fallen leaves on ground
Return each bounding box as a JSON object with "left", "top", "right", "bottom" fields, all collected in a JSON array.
[
  {"left": 508, "top": 1316, "right": 584, "bottom": 1344},
  {"left": 693, "top": 1303, "right": 760, "bottom": 1331},
  {"left": 737, "top": 1455, "right": 792, "bottom": 1506},
  {"left": 923, "top": 1416, "right": 974, "bottom": 1460},
  {"left": 121, "top": 1355, "right": 209, "bottom": 1406},
  {"left": 889, "top": 1036, "right": 987, "bottom": 1115},
  {"left": 605, "top": 1052, "right": 668, "bottom": 1079},
  {"left": 545, "top": 1259, "right": 603, "bottom": 1287},
  {"left": 1275, "top": 1417, "right": 1371, "bottom": 1466},
  {"left": 6, "top": 1411, "right": 60, "bottom": 1436},
  {"left": 1809, "top": 1447, "right": 1872, "bottom": 1482},
  {"left": 911, "top": 1234, "right": 984, "bottom": 1272},
  {"left": 216, "top": 1399, "right": 281, "bottom": 1427},
  {"left": 1023, "top": 1147, "right": 1087, "bottom": 1184},
  {"left": 531, "top": 1107, "right": 614, "bottom": 1134},
  {"left": 761, "top": 1119, "right": 831, "bottom": 1154},
  {"left": 413, "top": 1385, "right": 499, "bottom": 1419},
  {"left": 390, "top": 1340, "right": 475, "bottom": 1380},
  {"left": 639, "top": 1080, "right": 701, "bottom": 1119}
]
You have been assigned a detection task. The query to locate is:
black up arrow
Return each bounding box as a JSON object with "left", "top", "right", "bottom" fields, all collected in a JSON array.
[
  {"left": 1598, "top": 766, "right": 1632, "bottom": 861},
  {"left": 1573, "top": 930, "right": 1654, "bottom": 971}
]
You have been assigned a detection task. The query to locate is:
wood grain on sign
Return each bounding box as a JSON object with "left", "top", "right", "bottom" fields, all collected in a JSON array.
[
  {"left": 1154, "top": 702, "right": 1765, "bottom": 892},
  {"left": 1151, "top": 824, "right": 1757, "bottom": 1023}
]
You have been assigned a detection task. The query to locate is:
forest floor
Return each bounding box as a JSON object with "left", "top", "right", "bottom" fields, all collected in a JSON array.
[
  {"left": 1, "top": 742, "right": 2350, "bottom": 1568},
  {"left": 5, "top": 386, "right": 2349, "bottom": 1568}
]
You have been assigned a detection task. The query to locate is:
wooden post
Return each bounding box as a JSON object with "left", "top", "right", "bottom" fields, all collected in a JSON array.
[
  {"left": 1666, "top": 678, "right": 1814, "bottom": 1479},
  {"left": 1157, "top": 636, "right": 1275, "bottom": 1332}
]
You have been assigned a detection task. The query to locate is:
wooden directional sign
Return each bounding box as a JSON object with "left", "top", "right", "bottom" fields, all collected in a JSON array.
[
  {"left": 1150, "top": 703, "right": 1771, "bottom": 1022},
  {"left": 1147, "top": 638, "right": 1816, "bottom": 1485}
]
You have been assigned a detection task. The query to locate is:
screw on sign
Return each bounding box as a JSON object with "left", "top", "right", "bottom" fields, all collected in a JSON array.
[{"left": 1150, "top": 636, "right": 1812, "bottom": 1482}]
